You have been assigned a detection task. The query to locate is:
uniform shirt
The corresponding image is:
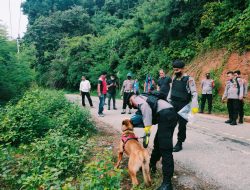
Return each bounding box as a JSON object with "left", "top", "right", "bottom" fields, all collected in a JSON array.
[
  {"left": 157, "top": 76, "right": 172, "bottom": 97},
  {"left": 79, "top": 80, "right": 91, "bottom": 92},
  {"left": 201, "top": 79, "right": 214, "bottom": 94},
  {"left": 121, "top": 79, "right": 134, "bottom": 92},
  {"left": 134, "top": 95, "right": 173, "bottom": 127},
  {"left": 222, "top": 78, "right": 244, "bottom": 99},
  {"left": 167, "top": 74, "right": 199, "bottom": 108}
]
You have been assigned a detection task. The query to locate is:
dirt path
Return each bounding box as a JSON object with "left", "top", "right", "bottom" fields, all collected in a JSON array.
[{"left": 66, "top": 94, "right": 250, "bottom": 190}]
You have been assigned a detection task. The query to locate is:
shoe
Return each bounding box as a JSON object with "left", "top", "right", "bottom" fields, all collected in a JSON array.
[
  {"left": 113, "top": 107, "right": 117, "bottom": 110},
  {"left": 157, "top": 182, "right": 173, "bottom": 190},
  {"left": 225, "top": 120, "right": 232, "bottom": 124},
  {"left": 173, "top": 141, "right": 182, "bottom": 152},
  {"left": 230, "top": 121, "right": 237, "bottom": 125},
  {"left": 128, "top": 110, "right": 132, "bottom": 114},
  {"left": 90, "top": 106, "right": 94, "bottom": 108},
  {"left": 121, "top": 111, "right": 126, "bottom": 114},
  {"left": 108, "top": 107, "right": 110, "bottom": 110},
  {"left": 239, "top": 118, "right": 243, "bottom": 124},
  {"left": 104, "top": 103, "right": 107, "bottom": 105},
  {"left": 199, "top": 111, "right": 203, "bottom": 113},
  {"left": 98, "top": 113, "right": 104, "bottom": 117}
]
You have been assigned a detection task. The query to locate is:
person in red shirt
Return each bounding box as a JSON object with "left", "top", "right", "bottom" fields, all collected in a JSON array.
[{"left": 97, "top": 71, "right": 107, "bottom": 117}]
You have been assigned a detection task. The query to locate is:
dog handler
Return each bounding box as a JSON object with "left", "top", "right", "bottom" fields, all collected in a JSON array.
[{"left": 128, "top": 93, "right": 178, "bottom": 190}]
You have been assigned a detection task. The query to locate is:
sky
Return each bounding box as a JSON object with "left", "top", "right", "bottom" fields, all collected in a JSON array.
[{"left": 0, "top": 0, "right": 28, "bottom": 39}]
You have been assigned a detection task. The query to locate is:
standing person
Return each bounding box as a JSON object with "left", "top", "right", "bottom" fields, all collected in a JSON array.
[
  {"left": 79, "top": 76, "right": 93, "bottom": 107},
  {"left": 133, "top": 79, "right": 140, "bottom": 94},
  {"left": 234, "top": 70, "right": 248, "bottom": 123},
  {"left": 97, "top": 71, "right": 107, "bottom": 117},
  {"left": 157, "top": 69, "right": 172, "bottom": 99},
  {"left": 107, "top": 74, "right": 117, "bottom": 110},
  {"left": 120, "top": 72, "right": 134, "bottom": 114},
  {"left": 222, "top": 71, "right": 243, "bottom": 125},
  {"left": 144, "top": 74, "right": 156, "bottom": 93},
  {"left": 199, "top": 73, "right": 215, "bottom": 114},
  {"left": 128, "top": 93, "right": 178, "bottom": 190},
  {"left": 167, "top": 60, "right": 198, "bottom": 152}
]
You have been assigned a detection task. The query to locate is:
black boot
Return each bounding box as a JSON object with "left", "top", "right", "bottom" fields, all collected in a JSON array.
[
  {"left": 239, "top": 118, "right": 243, "bottom": 124},
  {"left": 149, "top": 163, "right": 157, "bottom": 175},
  {"left": 230, "top": 121, "right": 237, "bottom": 125},
  {"left": 225, "top": 119, "right": 232, "bottom": 124},
  {"left": 157, "top": 182, "right": 173, "bottom": 190},
  {"left": 173, "top": 141, "right": 182, "bottom": 152}
]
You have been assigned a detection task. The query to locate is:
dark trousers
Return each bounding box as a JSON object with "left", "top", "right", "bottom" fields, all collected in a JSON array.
[
  {"left": 81, "top": 91, "right": 93, "bottom": 107},
  {"left": 227, "top": 99, "right": 240, "bottom": 122},
  {"left": 200, "top": 94, "right": 213, "bottom": 112},
  {"left": 122, "top": 92, "right": 133, "bottom": 109},
  {"left": 172, "top": 101, "right": 189, "bottom": 143},
  {"left": 108, "top": 92, "right": 116, "bottom": 109},
  {"left": 150, "top": 108, "right": 177, "bottom": 182},
  {"left": 239, "top": 100, "right": 244, "bottom": 120}
]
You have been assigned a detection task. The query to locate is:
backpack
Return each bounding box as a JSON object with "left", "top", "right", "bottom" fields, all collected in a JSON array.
[{"left": 141, "top": 91, "right": 166, "bottom": 124}]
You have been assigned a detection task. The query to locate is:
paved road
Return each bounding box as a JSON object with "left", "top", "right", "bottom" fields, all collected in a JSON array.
[{"left": 66, "top": 94, "right": 250, "bottom": 190}]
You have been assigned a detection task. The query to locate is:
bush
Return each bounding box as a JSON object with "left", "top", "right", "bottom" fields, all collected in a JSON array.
[
  {"left": 0, "top": 88, "right": 94, "bottom": 145},
  {"left": 0, "top": 88, "right": 96, "bottom": 189}
]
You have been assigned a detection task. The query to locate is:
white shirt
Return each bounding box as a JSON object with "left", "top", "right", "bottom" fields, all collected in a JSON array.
[{"left": 79, "top": 80, "right": 91, "bottom": 92}]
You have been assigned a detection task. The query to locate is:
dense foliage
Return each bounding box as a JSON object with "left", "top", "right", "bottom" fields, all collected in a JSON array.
[
  {"left": 21, "top": 0, "right": 250, "bottom": 90},
  {"left": 0, "top": 89, "right": 97, "bottom": 189},
  {"left": 0, "top": 27, "right": 35, "bottom": 102}
]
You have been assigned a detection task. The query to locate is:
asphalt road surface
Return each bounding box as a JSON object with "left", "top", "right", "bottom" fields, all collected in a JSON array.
[{"left": 66, "top": 94, "right": 250, "bottom": 190}]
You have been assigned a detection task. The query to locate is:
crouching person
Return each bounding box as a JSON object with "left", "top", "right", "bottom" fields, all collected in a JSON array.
[{"left": 128, "top": 93, "right": 178, "bottom": 190}]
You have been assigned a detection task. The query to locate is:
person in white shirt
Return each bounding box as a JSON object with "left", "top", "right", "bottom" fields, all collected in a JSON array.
[{"left": 79, "top": 76, "right": 93, "bottom": 107}]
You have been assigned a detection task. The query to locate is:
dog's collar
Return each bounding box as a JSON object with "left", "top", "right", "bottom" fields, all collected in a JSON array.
[{"left": 122, "top": 128, "right": 133, "bottom": 132}]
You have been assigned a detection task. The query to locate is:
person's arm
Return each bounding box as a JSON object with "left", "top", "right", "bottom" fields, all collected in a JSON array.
[
  {"left": 79, "top": 81, "right": 82, "bottom": 95},
  {"left": 188, "top": 77, "right": 199, "bottom": 109},
  {"left": 97, "top": 80, "right": 101, "bottom": 97},
  {"left": 238, "top": 78, "right": 244, "bottom": 100},
  {"left": 88, "top": 81, "right": 91, "bottom": 92},
  {"left": 120, "top": 81, "right": 125, "bottom": 95},
  {"left": 211, "top": 80, "right": 215, "bottom": 88},
  {"left": 144, "top": 82, "right": 146, "bottom": 92},
  {"left": 244, "top": 80, "right": 248, "bottom": 98},
  {"left": 222, "top": 82, "right": 228, "bottom": 101},
  {"left": 139, "top": 102, "right": 153, "bottom": 127}
]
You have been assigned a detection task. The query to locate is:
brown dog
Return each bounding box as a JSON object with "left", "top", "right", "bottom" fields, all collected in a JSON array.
[{"left": 115, "top": 119, "right": 152, "bottom": 186}]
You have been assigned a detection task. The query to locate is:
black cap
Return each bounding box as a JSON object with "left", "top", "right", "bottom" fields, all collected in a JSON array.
[{"left": 172, "top": 60, "right": 185, "bottom": 68}]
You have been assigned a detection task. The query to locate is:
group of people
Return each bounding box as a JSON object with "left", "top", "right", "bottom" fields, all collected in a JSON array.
[{"left": 79, "top": 60, "right": 248, "bottom": 190}]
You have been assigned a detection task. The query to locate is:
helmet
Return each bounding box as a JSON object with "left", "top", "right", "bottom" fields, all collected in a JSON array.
[
  {"left": 127, "top": 72, "right": 132, "bottom": 77},
  {"left": 130, "top": 112, "right": 144, "bottom": 128}
]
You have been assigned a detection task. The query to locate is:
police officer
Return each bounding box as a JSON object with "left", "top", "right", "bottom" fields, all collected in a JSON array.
[
  {"left": 157, "top": 69, "right": 172, "bottom": 99},
  {"left": 222, "top": 71, "right": 244, "bottom": 125},
  {"left": 128, "top": 93, "right": 178, "bottom": 190},
  {"left": 234, "top": 70, "right": 248, "bottom": 123},
  {"left": 200, "top": 73, "right": 215, "bottom": 114},
  {"left": 167, "top": 60, "right": 198, "bottom": 152},
  {"left": 120, "top": 72, "right": 134, "bottom": 114}
]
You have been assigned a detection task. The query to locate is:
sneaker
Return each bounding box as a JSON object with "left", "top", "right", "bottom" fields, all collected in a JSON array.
[
  {"left": 98, "top": 113, "right": 104, "bottom": 117},
  {"left": 113, "top": 107, "right": 117, "bottom": 110},
  {"left": 128, "top": 110, "right": 132, "bottom": 114},
  {"left": 121, "top": 111, "right": 126, "bottom": 114},
  {"left": 230, "top": 121, "right": 237, "bottom": 125}
]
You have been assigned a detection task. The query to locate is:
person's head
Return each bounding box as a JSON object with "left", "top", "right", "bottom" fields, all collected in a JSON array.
[
  {"left": 81, "top": 76, "right": 86, "bottom": 81},
  {"left": 172, "top": 60, "right": 185, "bottom": 77},
  {"left": 159, "top": 69, "right": 165, "bottom": 78},
  {"left": 205, "top": 73, "right": 210, "bottom": 79},
  {"left": 234, "top": 70, "right": 241, "bottom": 77},
  {"left": 127, "top": 72, "right": 132, "bottom": 80},
  {"left": 101, "top": 71, "right": 107, "bottom": 79},
  {"left": 110, "top": 74, "right": 115, "bottom": 80},
  {"left": 126, "top": 93, "right": 137, "bottom": 109},
  {"left": 227, "top": 71, "right": 234, "bottom": 80}
]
